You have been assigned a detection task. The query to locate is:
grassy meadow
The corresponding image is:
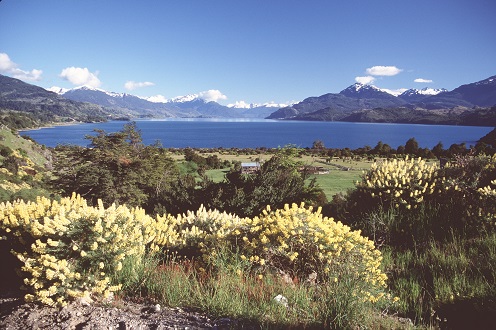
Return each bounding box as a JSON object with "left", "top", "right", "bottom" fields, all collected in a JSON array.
[{"left": 177, "top": 151, "right": 371, "bottom": 198}]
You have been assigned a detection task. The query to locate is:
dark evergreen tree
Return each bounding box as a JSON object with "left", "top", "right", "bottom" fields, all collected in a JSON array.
[
  {"left": 51, "top": 122, "right": 179, "bottom": 209},
  {"left": 405, "top": 137, "right": 419, "bottom": 156}
]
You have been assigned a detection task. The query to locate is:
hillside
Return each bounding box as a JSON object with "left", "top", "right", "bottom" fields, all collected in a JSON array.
[
  {"left": 0, "top": 75, "right": 114, "bottom": 126},
  {"left": 267, "top": 87, "right": 408, "bottom": 120},
  {"left": 267, "top": 75, "right": 496, "bottom": 125},
  {"left": 0, "top": 126, "right": 52, "bottom": 202},
  {"left": 294, "top": 105, "right": 496, "bottom": 126}
]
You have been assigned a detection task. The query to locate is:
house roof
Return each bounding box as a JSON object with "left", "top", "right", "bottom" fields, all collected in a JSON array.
[{"left": 241, "top": 162, "right": 260, "bottom": 167}]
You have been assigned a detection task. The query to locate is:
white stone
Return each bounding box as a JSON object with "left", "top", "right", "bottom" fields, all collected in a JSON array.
[{"left": 273, "top": 294, "right": 288, "bottom": 307}]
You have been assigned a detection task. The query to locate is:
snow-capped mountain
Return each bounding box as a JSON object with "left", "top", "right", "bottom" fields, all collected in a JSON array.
[
  {"left": 47, "top": 86, "right": 70, "bottom": 94},
  {"left": 398, "top": 87, "right": 448, "bottom": 103},
  {"left": 49, "top": 85, "right": 125, "bottom": 98},
  {"left": 475, "top": 75, "right": 496, "bottom": 86},
  {"left": 400, "top": 87, "right": 447, "bottom": 97},
  {"left": 340, "top": 83, "right": 383, "bottom": 97},
  {"left": 449, "top": 75, "right": 496, "bottom": 106},
  {"left": 46, "top": 86, "right": 277, "bottom": 119},
  {"left": 267, "top": 83, "right": 407, "bottom": 120},
  {"left": 227, "top": 101, "right": 293, "bottom": 109},
  {"left": 166, "top": 94, "right": 200, "bottom": 103},
  {"left": 339, "top": 83, "right": 406, "bottom": 103}
]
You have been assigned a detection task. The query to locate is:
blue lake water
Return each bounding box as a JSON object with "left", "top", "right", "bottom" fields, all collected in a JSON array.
[{"left": 20, "top": 119, "right": 494, "bottom": 149}]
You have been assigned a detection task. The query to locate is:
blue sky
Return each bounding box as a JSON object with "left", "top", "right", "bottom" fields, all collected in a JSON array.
[{"left": 1, "top": 0, "right": 495, "bottom": 106}]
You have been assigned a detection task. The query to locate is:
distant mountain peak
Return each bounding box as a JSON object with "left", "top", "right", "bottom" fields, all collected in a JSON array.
[
  {"left": 48, "top": 85, "right": 126, "bottom": 98},
  {"left": 166, "top": 94, "right": 201, "bottom": 103},
  {"left": 340, "top": 83, "right": 381, "bottom": 93},
  {"left": 71, "top": 85, "right": 125, "bottom": 98},
  {"left": 339, "top": 83, "right": 399, "bottom": 100},
  {"left": 401, "top": 87, "right": 448, "bottom": 97},
  {"left": 227, "top": 101, "right": 294, "bottom": 109}
]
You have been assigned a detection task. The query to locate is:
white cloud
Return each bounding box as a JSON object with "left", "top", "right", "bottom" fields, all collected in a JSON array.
[
  {"left": 46, "top": 86, "right": 69, "bottom": 94},
  {"left": 12, "top": 68, "right": 43, "bottom": 81},
  {"left": 355, "top": 76, "right": 376, "bottom": 85},
  {"left": 146, "top": 94, "right": 168, "bottom": 103},
  {"left": 59, "top": 67, "right": 101, "bottom": 88},
  {"left": 124, "top": 80, "right": 155, "bottom": 90},
  {"left": 366, "top": 65, "right": 402, "bottom": 76},
  {"left": 0, "top": 53, "right": 43, "bottom": 81},
  {"left": 198, "top": 89, "right": 227, "bottom": 102},
  {"left": 414, "top": 78, "right": 433, "bottom": 83},
  {"left": 0, "top": 53, "right": 16, "bottom": 71}
]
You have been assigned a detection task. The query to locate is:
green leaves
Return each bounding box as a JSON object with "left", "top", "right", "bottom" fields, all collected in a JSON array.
[{"left": 51, "top": 123, "right": 179, "bottom": 209}]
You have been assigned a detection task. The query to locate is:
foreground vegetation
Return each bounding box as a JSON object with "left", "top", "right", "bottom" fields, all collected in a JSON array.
[{"left": 1, "top": 123, "right": 495, "bottom": 328}]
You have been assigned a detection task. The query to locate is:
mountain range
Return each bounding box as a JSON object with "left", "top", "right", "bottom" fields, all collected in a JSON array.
[
  {"left": 267, "top": 76, "right": 496, "bottom": 122},
  {"left": 1, "top": 73, "right": 495, "bottom": 127},
  {"left": 49, "top": 86, "right": 277, "bottom": 119}
]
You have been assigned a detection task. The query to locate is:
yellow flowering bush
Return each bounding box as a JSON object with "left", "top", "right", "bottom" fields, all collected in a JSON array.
[
  {"left": 228, "top": 204, "right": 386, "bottom": 293},
  {"left": 1, "top": 195, "right": 390, "bottom": 309},
  {"left": 355, "top": 157, "right": 439, "bottom": 210},
  {"left": 153, "top": 205, "right": 245, "bottom": 259},
  {"left": 343, "top": 155, "right": 496, "bottom": 248},
  {"left": 154, "top": 203, "right": 389, "bottom": 304},
  {"left": 0, "top": 193, "right": 156, "bottom": 307},
  {"left": 437, "top": 154, "right": 496, "bottom": 229}
]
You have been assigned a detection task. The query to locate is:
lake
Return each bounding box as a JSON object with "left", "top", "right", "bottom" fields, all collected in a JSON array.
[{"left": 20, "top": 119, "right": 493, "bottom": 150}]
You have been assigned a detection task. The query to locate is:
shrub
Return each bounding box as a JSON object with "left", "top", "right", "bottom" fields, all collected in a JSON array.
[
  {"left": 343, "top": 156, "right": 496, "bottom": 247},
  {"left": 154, "top": 203, "right": 390, "bottom": 307},
  {"left": 1, "top": 194, "right": 392, "bottom": 322},
  {"left": 152, "top": 205, "right": 245, "bottom": 259},
  {"left": 437, "top": 154, "right": 496, "bottom": 234},
  {"left": 0, "top": 144, "right": 13, "bottom": 157},
  {"left": 353, "top": 157, "right": 439, "bottom": 212},
  {"left": 0, "top": 193, "right": 156, "bottom": 307}
]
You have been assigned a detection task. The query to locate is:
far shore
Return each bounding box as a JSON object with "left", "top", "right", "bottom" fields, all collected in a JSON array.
[{"left": 18, "top": 120, "right": 102, "bottom": 132}]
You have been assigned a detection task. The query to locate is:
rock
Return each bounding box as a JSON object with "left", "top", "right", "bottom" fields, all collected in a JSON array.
[
  {"left": 305, "top": 272, "right": 317, "bottom": 285},
  {"left": 273, "top": 294, "right": 288, "bottom": 308}
]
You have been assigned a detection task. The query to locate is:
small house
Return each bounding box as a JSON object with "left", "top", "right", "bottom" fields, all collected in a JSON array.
[{"left": 241, "top": 162, "right": 261, "bottom": 174}]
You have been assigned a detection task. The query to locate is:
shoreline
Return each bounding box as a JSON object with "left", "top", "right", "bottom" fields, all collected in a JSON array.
[{"left": 18, "top": 120, "right": 103, "bottom": 132}]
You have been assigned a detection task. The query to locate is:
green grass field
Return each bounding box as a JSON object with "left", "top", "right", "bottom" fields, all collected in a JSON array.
[
  {"left": 200, "top": 154, "right": 374, "bottom": 199},
  {"left": 178, "top": 151, "right": 440, "bottom": 200}
]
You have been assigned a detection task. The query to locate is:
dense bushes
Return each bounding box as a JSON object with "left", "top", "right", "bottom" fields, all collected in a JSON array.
[
  {"left": 0, "top": 194, "right": 155, "bottom": 306},
  {"left": 338, "top": 154, "right": 496, "bottom": 324},
  {"left": 154, "top": 203, "right": 387, "bottom": 297},
  {"left": 0, "top": 194, "right": 390, "bottom": 321},
  {"left": 341, "top": 155, "right": 496, "bottom": 248},
  {"left": 195, "top": 152, "right": 326, "bottom": 218}
]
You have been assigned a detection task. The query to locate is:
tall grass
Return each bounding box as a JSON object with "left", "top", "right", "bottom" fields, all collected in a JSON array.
[
  {"left": 113, "top": 247, "right": 408, "bottom": 329},
  {"left": 381, "top": 231, "right": 496, "bottom": 327}
]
